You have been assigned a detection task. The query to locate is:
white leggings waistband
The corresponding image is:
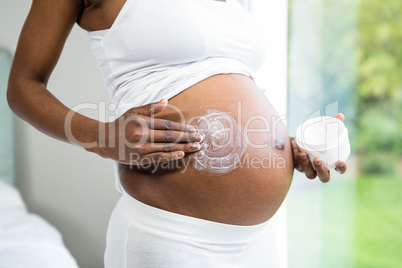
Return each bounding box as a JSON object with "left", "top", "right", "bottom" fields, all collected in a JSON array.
[{"left": 117, "top": 192, "right": 271, "bottom": 245}]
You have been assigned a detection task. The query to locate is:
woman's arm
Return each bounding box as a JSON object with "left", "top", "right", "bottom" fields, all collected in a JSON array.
[
  {"left": 7, "top": 0, "right": 89, "bottom": 146},
  {"left": 7, "top": 0, "right": 201, "bottom": 165}
]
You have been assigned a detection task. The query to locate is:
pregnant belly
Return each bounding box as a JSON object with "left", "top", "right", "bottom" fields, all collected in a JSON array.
[{"left": 119, "top": 74, "right": 294, "bottom": 225}]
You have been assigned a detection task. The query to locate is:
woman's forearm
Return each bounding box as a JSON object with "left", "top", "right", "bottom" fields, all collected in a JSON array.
[{"left": 7, "top": 79, "right": 201, "bottom": 164}]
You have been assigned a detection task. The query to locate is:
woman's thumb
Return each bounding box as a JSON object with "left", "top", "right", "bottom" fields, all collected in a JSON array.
[
  {"left": 333, "top": 113, "right": 345, "bottom": 122},
  {"left": 150, "top": 98, "right": 168, "bottom": 115}
]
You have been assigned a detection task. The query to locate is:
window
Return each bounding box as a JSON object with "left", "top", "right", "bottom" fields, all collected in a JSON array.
[{"left": 287, "top": 0, "right": 402, "bottom": 267}]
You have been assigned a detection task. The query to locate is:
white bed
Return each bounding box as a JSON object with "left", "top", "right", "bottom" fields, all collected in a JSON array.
[
  {"left": 0, "top": 181, "right": 79, "bottom": 268},
  {"left": 0, "top": 49, "right": 79, "bottom": 267}
]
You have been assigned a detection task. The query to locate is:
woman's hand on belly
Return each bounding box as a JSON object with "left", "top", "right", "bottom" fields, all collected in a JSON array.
[{"left": 91, "top": 99, "right": 203, "bottom": 165}]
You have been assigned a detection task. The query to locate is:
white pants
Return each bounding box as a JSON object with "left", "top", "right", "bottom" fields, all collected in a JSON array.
[{"left": 104, "top": 192, "right": 280, "bottom": 268}]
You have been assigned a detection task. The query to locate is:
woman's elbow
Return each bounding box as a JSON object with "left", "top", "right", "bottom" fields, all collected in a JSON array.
[
  {"left": 7, "top": 79, "right": 19, "bottom": 113},
  {"left": 6, "top": 75, "right": 28, "bottom": 115}
]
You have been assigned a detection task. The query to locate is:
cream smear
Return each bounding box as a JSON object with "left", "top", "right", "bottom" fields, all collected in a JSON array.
[{"left": 190, "top": 109, "right": 247, "bottom": 175}]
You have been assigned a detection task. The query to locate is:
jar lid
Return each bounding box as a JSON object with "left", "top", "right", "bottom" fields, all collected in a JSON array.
[{"left": 295, "top": 116, "right": 348, "bottom": 151}]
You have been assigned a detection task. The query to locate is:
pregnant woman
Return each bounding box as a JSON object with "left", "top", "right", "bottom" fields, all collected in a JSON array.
[{"left": 7, "top": 0, "right": 347, "bottom": 267}]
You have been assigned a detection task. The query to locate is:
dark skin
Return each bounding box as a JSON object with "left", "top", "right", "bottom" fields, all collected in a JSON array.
[{"left": 7, "top": 0, "right": 346, "bottom": 197}]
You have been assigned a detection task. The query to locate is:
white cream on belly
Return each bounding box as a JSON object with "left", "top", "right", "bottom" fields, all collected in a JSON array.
[{"left": 190, "top": 109, "right": 247, "bottom": 175}]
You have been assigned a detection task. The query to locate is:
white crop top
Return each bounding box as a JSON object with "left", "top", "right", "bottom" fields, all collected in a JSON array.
[
  {"left": 87, "top": 0, "right": 267, "bottom": 191},
  {"left": 88, "top": 0, "right": 267, "bottom": 117}
]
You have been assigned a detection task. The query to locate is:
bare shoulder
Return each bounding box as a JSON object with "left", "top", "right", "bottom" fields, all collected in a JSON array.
[
  {"left": 9, "top": 0, "right": 86, "bottom": 84},
  {"left": 9, "top": 0, "right": 125, "bottom": 85},
  {"left": 28, "top": 0, "right": 84, "bottom": 26}
]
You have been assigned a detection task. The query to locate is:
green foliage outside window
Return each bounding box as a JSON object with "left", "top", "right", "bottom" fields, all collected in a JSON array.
[
  {"left": 319, "top": 0, "right": 402, "bottom": 175},
  {"left": 356, "top": 0, "right": 402, "bottom": 175}
]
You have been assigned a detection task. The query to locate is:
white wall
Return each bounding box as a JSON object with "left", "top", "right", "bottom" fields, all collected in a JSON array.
[
  {"left": 252, "top": 1, "right": 288, "bottom": 267},
  {"left": 0, "top": 1, "right": 121, "bottom": 267}
]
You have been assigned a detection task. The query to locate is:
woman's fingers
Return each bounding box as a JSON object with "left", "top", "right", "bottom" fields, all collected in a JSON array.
[
  {"left": 116, "top": 101, "right": 202, "bottom": 166},
  {"left": 298, "top": 152, "right": 317, "bottom": 179},
  {"left": 150, "top": 130, "right": 202, "bottom": 143},
  {"left": 291, "top": 137, "right": 335, "bottom": 183},
  {"left": 138, "top": 142, "right": 201, "bottom": 154},
  {"left": 129, "top": 141, "right": 202, "bottom": 165},
  {"left": 335, "top": 161, "right": 347, "bottom": 174},
  {"left": 313, "top": 158, "right": 330, "bottom": 183},
  {"left": 133, "top": 151, "right": 185, "bottom": 165},
  {"left": 298, "top": 155, "right": 331, "bottom": 182},
  {"left": 147, "top": 117, "right": 196, "bottom": 132}
]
